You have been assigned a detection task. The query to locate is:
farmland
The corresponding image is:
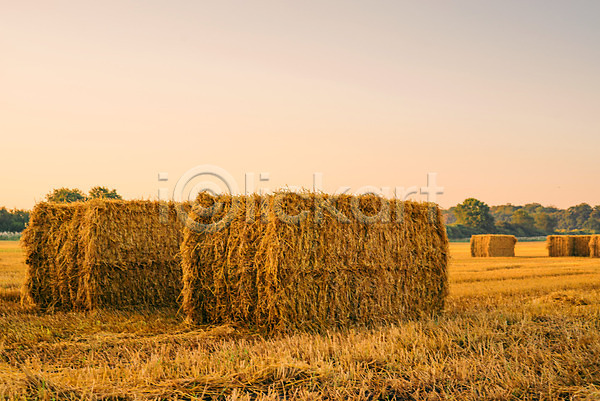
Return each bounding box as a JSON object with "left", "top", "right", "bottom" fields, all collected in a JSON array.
[{"left": 0, "top": 241, "right": 599, "bottom": 400}]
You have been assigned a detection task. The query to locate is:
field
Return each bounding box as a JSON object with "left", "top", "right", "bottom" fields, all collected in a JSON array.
[{"left": 0, "top": 241, "right": 599, "bottom": 400}]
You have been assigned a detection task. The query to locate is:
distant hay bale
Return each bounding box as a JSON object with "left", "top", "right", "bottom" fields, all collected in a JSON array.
[
  {"left": 470, "top": 235, "right": 517, "bottom": 257},
  {"left": 589, "top": 236, "right": 600, "bottom": 258},
  {"left": 21, "top": 200, "right": 184, "bottom": 310},
  {"left": 572, "top": 235, "right": 593, "bottom": 256},
  {"left": 547, "top": 235, "right": 573, "bottom": 257},
  {"left": 547, "top": 235, "right": 593, "bottom": 257},
  {"left": 181, "top": 192, "right": 449, "bottom": 333},
  {"left": 77, "top": 200, "right": 184, "bottom": 309},
  {"left": 21, "top": 203, "right": 84, "bottom": 309}
]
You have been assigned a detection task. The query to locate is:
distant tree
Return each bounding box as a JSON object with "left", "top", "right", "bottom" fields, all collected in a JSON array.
[
  {"left": 584, "top": 206, "right": 600, "bottom": 233},
  {"left": 534, "top": 212, "right": 557, "bottom": 233},
  {"left": 88, "top": 186, "right": 122, "bottom": 200},
  {"left": 0, "top": 208, "right": 30, "bottom": 232},
  {"left": 454, "top": 198, "right": 495, "bottom": 231},
  {"left": 511, "top": 209, "right": 535, "bottom": 229},
  {"left": 522, "top": 203, "right": 544, "bottom": 215},
  {"left": 490, "top": 204, "right": 519, "bottom": 223},
  {"left": 46, "top": 188, "right": 86, "bottom": 203},
  {"left": 560, "top": 203, "right": 593, "bottom": 231}
]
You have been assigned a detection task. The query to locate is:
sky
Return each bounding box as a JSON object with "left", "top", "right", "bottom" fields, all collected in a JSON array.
[{"left": 1, "top": 1, "right": 599, "bottom": 209}]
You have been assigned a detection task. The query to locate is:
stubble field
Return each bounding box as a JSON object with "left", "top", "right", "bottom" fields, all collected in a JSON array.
[{"left": 0, "top": 241, "right": 599, "bottom": 400}]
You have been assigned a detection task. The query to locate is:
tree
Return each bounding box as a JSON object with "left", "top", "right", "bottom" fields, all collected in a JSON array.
[
  {"left": 511, "top": 209, "right": 534, "bottom": 229},
  {"left": 584, "top": 206, "right": 600, "bottom": 233},
  {"left": 454, "top": 198, "right": 495, "bottom": 231},
  {"left": 490, "top": 204, "right": 519, "bottom": 223},
  {"left": 534, "top": 212, "right": 557, "bottom": 233},
  {"left": 88, "top": 186, "right": 122, "bottom": 200},
  {"left": 0, "top": 208, "right": 29, "bottom": 232},
  {"left": 560, "top": 203, "right": 593, "bottom": 230},
  {"left": 46, "top": 188, "right": 86, "bottom": 203}
]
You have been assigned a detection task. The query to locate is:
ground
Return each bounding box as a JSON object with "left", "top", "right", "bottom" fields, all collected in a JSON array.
[{"left": 0, "top": 241, "right": 599, "bottom": 400}]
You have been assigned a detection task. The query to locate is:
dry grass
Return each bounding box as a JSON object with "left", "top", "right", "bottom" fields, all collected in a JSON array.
[{"left": 0, "top": 241, "right": 599, "bottom": 400}]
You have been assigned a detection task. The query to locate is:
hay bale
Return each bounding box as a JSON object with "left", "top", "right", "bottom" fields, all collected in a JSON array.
[
  {"left": 22, "top": 200, "right": 184, "bottom": 310},
  {"left": 470, "top": 235, "right": 517, "bottom": 257},
  {"left": 547, "top": 235, "right": 592, "bottom": 257},
  {"left": 77, "top": 200, "right": 184, "bottom": 309},
  {"left": 21, "top": 203, "right": 83, "bottom": 309},
  {"left": 573, "top": 235, "right": 593, "bottom": 256},
  {"left": 55, "top": 206, "right": 86, "bottom": 307},
  {"left": 181, "top": 192, "right": 449, "bottom": 332},
  {"left": 589, "top": 236, "right": 600, "bottom": 258}
]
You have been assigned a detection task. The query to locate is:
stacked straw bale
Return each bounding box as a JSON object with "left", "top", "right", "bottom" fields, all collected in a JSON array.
[
  {"left": 547, "top": 235, "right": 593, "bottom": 257},
  {"left": 590, "top": 236, "right": 600, "bottom": 258},
  {"left": 573, "top": 235, "right": 593, "bottom": 256},
  {"left": 21, "top": 203, "right": 84, "bottom": 309},
  {"left": 470, "top": 235, "right": 517, "bottom": 257},
  {"left": 21, "top": 200, "right": 184, "bottom": 310},
  {"left": 77, "top": 200, "right": 184, "bottom": 309},
  {"left": 181, "top": 192, "right": 449, "bottom": 333}
]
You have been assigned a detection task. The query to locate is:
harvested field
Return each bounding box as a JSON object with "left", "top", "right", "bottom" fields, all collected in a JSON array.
[{"left": 0, "top": 241, "right": 599, "bottom": 399}]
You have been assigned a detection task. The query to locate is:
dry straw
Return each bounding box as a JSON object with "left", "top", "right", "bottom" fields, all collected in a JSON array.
[
  {"left": 470, "top": 235, "right": 517, "bottom": 257},
  {"left": 181, "top": 192, "right": 449, "bottom": 333},
  {"left": 21, "top": 200, "right": 184, "bottom": 310},
  {"left": 547, "top": 235, "right": 593, "bottom": 257},
  {"left": 589, "top": 235, "right": 600, "bottom": 258},
  {"left": 21, "top": 203, "right": 84, "bottom": 309}
]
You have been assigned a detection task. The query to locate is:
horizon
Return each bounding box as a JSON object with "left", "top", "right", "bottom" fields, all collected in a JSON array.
[{"left": 2, "top": 1, "right": 599, "bottom": 210}]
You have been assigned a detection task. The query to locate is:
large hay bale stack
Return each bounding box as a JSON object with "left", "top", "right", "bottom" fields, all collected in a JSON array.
[
  {"left": 470, "top": 235, "right": 517, "bottom": 257},
  {"left": 77, "top": 200, "right": 184, "bottom": 309},
  {"left": 589, "top": 236, "right": 600, "bottom": 258},
  {"left": 181, "top": 193, "right": 449, "bottom": 333},
  {"left": 547, "top": 235, "right": 592, "bottom": 257},
  {"left": 21, "top": 200, "right": 184, "bottom": 310},
  {"left": 21, "top": 203, "right": 84, "bottom": 309}
]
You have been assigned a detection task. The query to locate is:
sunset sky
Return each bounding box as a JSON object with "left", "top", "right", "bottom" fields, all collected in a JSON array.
[{"left": 2, "top": 1, "right": 599, "bottom": 209}]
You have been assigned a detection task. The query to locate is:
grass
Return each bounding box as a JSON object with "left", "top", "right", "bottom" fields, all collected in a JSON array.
[{"left": 0, "top": 240, "right": 599, "bottom": 400}]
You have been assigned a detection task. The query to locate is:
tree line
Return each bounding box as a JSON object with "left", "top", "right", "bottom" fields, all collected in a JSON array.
[
  {"left": 445, "top": 198, "right": 600, "bottom": 239},
  {"left": 0, "top": 187, "right": 121, "bottom": 233}
]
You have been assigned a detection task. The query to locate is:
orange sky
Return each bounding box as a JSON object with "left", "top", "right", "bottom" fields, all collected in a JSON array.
[{"left": 1, "top": 1, "right": 599, "bottom": 209}]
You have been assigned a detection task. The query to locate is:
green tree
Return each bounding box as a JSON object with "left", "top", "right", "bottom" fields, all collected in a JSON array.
[
  {"left": 454, "top": 198, "right": 495, "bottom": 231},
  {"left": 584, "top": 206, "right": 600, "bottom": 233},
  {"left": 511, "top": 209, "right": 535, "bottom": 229},
  {"left": 534, "top": 212, "right": 557, "bottom": 233},
  {"left": 490, "top": 204, "right": 519, "bottom": 223},
  {"left": 560, "top": 203, "right": 593, "bottom": 230},
  {"left": 46, "top": 188, "right": 86, "bottom": 203},
  {"left": 88, "top": 186, "right": 122, "bottom": 200},
  {"left": 0, "top": 208, "right": 30, "bottom": 232}
]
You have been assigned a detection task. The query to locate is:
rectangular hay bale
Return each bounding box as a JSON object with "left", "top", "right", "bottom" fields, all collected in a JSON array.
[
  {"left": 21, "top": 202, "right": 84, "bottom": 309},
  {"left": 547, "top": 235, "right": 592, "bottom": 257},
  {"left": 181, "top": 193, "right": 449, "bottom": 332},
  {"left": 470, "top": 235, "right": 517, "bottom": 257},
  {"left": 21, "top": 200, "right": 184, "bottom": 310},
  {"left": 77, "top": 200, "right": 184, "bottom": 309}
]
